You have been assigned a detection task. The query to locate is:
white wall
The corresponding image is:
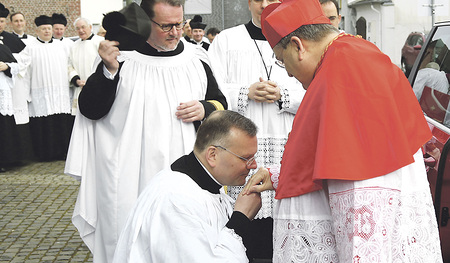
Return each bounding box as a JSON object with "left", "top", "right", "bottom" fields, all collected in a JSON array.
[
  {"left": 355, "top": 4, "right": 381, "bottom": 45},
  {"left": 80, "top": 0, "right": 124, "bottom": 30},
  {"left": 348, "top": 0, "right": 450, "bottom": 67},
  {"left": 381, "top": 3, "right": 396, "bottom": 65}
]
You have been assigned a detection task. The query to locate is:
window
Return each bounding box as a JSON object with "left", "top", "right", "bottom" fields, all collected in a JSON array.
[{"left": 413, "top": 26, "right": 450, "bottom": 128}]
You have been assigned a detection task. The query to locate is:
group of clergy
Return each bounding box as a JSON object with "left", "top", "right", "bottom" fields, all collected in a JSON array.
[{"left": 0, "top": 3, "right": 103, "bottom": 172}]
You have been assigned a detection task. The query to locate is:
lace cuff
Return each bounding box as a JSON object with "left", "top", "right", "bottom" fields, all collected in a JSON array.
[
  {"left": 268, "top": 165, "right": 280, "bottom": 190},
  {"left": 237, "top": 85, "right": 250, "bottom": 115},
  {"left": 223, "top": 227, "right": 244, "bottom": 244}
]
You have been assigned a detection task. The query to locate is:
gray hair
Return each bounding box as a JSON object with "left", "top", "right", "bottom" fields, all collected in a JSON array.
[
  {"left": 73, "top": 17, "right": 92, "bottom": 27},
  {"left": 278, "top": 24, "right": 339, "bottom": 48}
]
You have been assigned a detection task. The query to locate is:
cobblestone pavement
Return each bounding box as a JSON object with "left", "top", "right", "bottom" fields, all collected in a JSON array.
[{"left": 0, "top": 161, "right": 93, "bottom": 262}]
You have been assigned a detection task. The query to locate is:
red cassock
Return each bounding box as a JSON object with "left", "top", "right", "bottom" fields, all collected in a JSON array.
[{"left": 276, "top": 34, "right": 432, "bottom": 199}]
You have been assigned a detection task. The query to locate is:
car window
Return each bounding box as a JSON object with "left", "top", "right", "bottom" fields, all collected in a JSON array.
[
  {"left": 413, "top": 26, "right": 450, "bottom": 128},
  {"left": 418, "top": 27, "right": 450, "bottom": 73},
  {"left": 408, "top": 34, "right": 424, "bottom": 46}
]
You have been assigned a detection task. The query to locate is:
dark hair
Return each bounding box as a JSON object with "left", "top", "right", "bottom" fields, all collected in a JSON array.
[
  {"left": 206, "top": 27, "right": 220, "bottom": 36},
  {"left": 278, "top": 24, "right": 338, "bottom": 48},
  {"left": 10, "top": 12, "right": 24, "bottom": 22},
  {"left": 194, "top": 110, "right": 257, "bottom": 152},
  {"left": 319, "top": 0, "right": 340, "bottom": 15},
  {"left": 140, "top": 0, "right": 185, "bottom": 19}
]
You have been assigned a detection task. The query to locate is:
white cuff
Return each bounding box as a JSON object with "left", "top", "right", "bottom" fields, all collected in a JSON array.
[{"left": 103, "top": 65, "right": 117, "bottom": 80}]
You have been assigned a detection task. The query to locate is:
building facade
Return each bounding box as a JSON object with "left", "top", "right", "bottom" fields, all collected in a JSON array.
[{"left": 341, "top": 0, "right": 450, "bottom": 67}]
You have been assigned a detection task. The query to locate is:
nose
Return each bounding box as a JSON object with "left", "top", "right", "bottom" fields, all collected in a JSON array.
[
  {"left": 247, "top": 160, "right": 258, "bottom": 170},
  {"left": 261, "top": 0, "right": 271, "bottom": 8},
  {"left": 168, "top": 25, "right": 178, "bottom": 34}
]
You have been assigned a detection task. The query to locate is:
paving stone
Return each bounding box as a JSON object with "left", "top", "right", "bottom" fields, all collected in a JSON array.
[{"left": 0, "top": 161, "right": 93, "bottom": 262}]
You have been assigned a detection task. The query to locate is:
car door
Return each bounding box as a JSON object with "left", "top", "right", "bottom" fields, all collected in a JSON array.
[{"left": 409, "top": 21, "right": 450, "bottom": 262}]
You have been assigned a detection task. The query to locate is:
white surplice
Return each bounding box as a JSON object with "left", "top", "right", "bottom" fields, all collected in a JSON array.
[
  {"left": 65, "top": 44, "right": 209, "bottom": 263},
  {"left": 113, "top": 169, "right": 248, "bottom": 263},
  {"left": 19, "top": 38, "right": 71, "bottom": 117},
  {"left": 11, "top": 35, "right": 34, "bottom": 124},
  {"left": 208, "top": 23, "right": 305, "bottom": 219},
  {"left": 0, "top": 61, "right": 19, "bottom": 116},
  {"left": 69, "top": 34, "right": 104, "bottom": 115}
]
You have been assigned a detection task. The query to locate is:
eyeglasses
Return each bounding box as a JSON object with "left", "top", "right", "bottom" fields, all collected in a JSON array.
[
  {"left": 213, "top": 145, "right": 256, "bottom": 167},
  {"left": 150, "top": 18, "right": 186, "bottom": 32},
  {"left": 275, "top": 60, "right": 285, "bottom": 68}
]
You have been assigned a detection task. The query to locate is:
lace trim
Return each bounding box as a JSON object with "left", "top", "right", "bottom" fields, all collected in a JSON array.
[
  {"left": 273, "top": 219, "right": 339, "bottom": 263},
  {"left": 329, "top": 186, "right": 442, "bottom": 262},
  {"left": 29, "top": 86, "right": 71, "bottom": 117},
  {"left": 237, "top": 85, "right": 250, "bottom": 115},
  {"left": 268, "top": 165, "right": 280, "bottom": 190},
  {"left": 224, "top": 227, "right": 244, "bottom": 247},
  {"left": 0, "top": 89, "right": 14, "bottom": 116},
  {"left": 228, "top": 137, "right": 287, "bottom": 219}
]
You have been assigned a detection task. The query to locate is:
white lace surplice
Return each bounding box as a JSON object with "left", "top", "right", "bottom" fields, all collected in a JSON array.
[
  {"left": 272, "top": 150, "right": 442, "bottom": 263},
  {"left": 0, "top": 62, "right": 19, "bottom": 116},
  {"left": 19, "top": 39, "right": 71, "bottom": 117},
  {"left": 328, "top": 149, "right": 442, "bottom": 263}
]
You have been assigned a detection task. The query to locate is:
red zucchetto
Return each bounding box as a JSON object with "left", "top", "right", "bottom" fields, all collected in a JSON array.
[{"left": 261, "top": 0, "right": 330, "bottom": 48}]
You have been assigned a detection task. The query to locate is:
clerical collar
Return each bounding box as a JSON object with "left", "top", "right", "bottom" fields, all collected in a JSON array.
[
  {"left": 245, "top": 20, "right": 266, "bottom": 41},
  {"left": 137, "top": 40, "right": 184, "bottom": 57},
  {"left": 13, "top": 31, "right": 27, "bottom": 39},
  {"left": 82, "top": 34, "right": 94, "bottom": 41},
  {"left": 171, "top": 152, "right": 222, "bottom": 194},
  {"left": 37, "top": 37, "right": 53, "bottom": 43},
  {"left": 194, "top": 154, "right": 223, "bottom": 186}
]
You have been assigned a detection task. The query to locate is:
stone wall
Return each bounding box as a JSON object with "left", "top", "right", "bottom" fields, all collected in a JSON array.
[{"left": 184, "top": 0, "right": 251, "bottom": 33}]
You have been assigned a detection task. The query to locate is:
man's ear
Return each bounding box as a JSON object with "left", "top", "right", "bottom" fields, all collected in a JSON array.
[
  {"left": 205, "top": 146, "right": 218, "bottom": 168},
  {"left": 290, "top": 36, "right": 305, "bottom": 61}
]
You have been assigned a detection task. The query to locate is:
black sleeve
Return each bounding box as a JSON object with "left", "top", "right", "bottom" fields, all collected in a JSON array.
[
  {"left": 226, "top": 211, "right": 252, "bottom": 244},
  {"left": 70, "top": 75, "right": 81, "bottom": 87},
  {"left": 199, "top": 60, "right": 228, "bottom": 118},
  {"left": 4, "top": 65, "right": 12, "bottom": 78},
  {"left": 78, "top": 62, "right": 123, "bottom": 120}
]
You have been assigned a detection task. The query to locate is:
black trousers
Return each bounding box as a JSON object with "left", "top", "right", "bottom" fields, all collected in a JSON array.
[{"left": 245, "top": 217, "right": 273, "bottom": 263}]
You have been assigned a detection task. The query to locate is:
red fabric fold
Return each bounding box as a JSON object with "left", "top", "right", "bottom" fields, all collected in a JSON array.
[{"left": 276, "top": 35, "right": 431, "bottom": 199}]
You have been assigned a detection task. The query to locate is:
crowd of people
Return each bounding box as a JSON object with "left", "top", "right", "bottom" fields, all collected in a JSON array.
[
  {"left": 1, "top": 0, "right": 445, "bottom": 262},
  {"left": 0, "top": 3, "right": 105, "bottom": 171}
]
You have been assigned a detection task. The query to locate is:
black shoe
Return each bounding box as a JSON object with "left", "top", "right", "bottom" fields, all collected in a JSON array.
[{"left": 0, "top": 167, "right": 7, "bottom": 173}]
